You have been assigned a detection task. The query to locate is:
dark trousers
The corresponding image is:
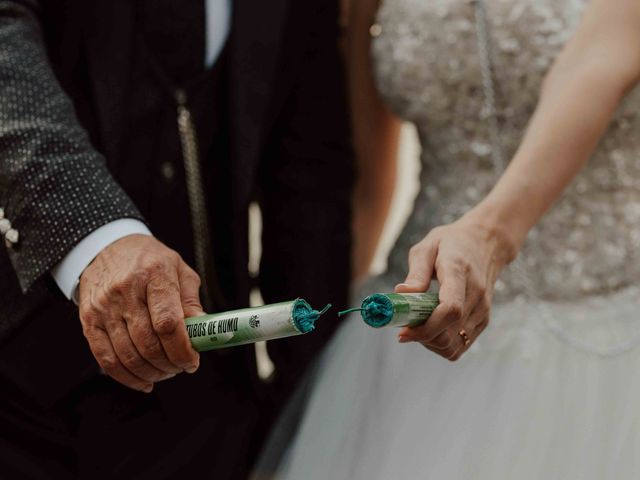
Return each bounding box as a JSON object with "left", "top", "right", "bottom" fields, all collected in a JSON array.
[
  {"left": 0, "top": 300, "right": 267, "bottom": 480},
  {"left": 0, "top": 369, "right": 266, "bottom": 479}
]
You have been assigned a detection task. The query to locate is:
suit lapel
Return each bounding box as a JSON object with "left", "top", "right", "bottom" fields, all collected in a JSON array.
[
  {"left": 229, "top": 0, "right": 289, "bottom": 204},
  {"left": 83, "top": 0, "right": 135, "bottom": 164}
]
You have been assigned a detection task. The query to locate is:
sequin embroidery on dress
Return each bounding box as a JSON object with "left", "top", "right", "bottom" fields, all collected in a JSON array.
[{"left": 369, "top": 0, "right": 640, "bottom": 355}]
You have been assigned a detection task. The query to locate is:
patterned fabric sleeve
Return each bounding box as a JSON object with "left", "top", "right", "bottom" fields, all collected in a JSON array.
[{"left": 0, "top": 1, "right": 145, "bottom": 292}]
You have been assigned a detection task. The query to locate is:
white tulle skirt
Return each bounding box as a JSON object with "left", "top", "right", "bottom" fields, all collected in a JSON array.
[{"left": 256, "top": 285, "right": 640, "bottom": 480}]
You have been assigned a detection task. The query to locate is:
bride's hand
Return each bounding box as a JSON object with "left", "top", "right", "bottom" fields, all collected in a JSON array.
[{"left": 394, "top": 213, "right": 517, "bottom": 360}]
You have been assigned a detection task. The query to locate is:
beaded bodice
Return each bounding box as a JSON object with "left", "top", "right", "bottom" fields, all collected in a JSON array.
[{"left": 372, "top": 0, "right": 640, "bottom": 303}]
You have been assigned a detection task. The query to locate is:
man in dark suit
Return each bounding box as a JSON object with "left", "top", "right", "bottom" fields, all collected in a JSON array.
[{"left": 0, "top": 0, "right": 353, "bottom": 478}]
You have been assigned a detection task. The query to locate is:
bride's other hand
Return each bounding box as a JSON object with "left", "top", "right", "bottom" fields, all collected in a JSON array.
[{"left": 394, "top": 212, "right": 516, "bottom": 360}]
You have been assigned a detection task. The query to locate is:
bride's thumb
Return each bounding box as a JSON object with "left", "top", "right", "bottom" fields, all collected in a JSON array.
[
  {"left": 395, "top": 280, "right": 425, "bottom": 293},
  {"left": 396, "top": 268, "right": 431, "bottom": 292},
  {"left": 396, "top": 243, "right": 436, "bottom": 293}
]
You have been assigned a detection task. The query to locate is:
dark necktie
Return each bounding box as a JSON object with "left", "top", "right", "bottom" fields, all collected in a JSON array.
[
  {"left": 138, "top": 0, "right": 206, "bottom": 85},
  {"left": 136, "top": 0, "right": 226, "bottom": 311}
]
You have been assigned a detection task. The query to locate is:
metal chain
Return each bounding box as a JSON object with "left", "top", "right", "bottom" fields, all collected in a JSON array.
[
  {"left": 472, "top": 0, "right": 640, "bottom": 357},
  {"left": 176, "top": 88, "right": 214, "bottom": 312}
]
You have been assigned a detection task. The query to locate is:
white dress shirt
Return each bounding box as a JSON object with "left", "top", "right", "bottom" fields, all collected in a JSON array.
[{"left": 52, "top": 0, "right": 232, "bottom": 301}]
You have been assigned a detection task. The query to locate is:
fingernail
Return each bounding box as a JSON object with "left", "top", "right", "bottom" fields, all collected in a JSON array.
[
  {"left": 185, "top": 364, "right": 198, "bottom": 374},
  {"left": 398, "top": 335, "right": 412, "bottom": 343},
  {"left": 142, "top": 384, "right": 153, "bottom": 393},
  {"left": 395, "top": 283, "right": 408, "bottom": 291}
]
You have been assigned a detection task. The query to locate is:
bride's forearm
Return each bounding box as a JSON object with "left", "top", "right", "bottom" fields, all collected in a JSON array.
[
  {"left": 471, "top": 64, "right": 623, "bottom": 252},
  {"left": 467, "top": 0, "right": 640, "bottom": 256}
]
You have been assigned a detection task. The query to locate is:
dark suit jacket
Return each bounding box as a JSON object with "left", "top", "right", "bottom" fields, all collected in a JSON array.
[{"left": 0, "top": 0, "right": 354, "bottom": 410}]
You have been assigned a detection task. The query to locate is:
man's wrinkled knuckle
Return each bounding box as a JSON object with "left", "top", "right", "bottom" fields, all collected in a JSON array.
[
  {"left": 141, "top": 330, "right": 160, "bottom": 350},
  {"left": 188, "top": 271, "right": 202, "bottom": 287},
  {"left": 121, "top": 352, "right": 145, "bottom": 371},
  {"left": 145, "top": 259, "right": 168, "bottom": 278},
  {"left": 148, "top": 278, "right": 179, "bottom": 297},
  {"left": 153, "top": 315, "right": 179, "bottom": 337},
  {"left": 83, "top": 326, "right": 107, "bottom": 348},
  {"left": 93, "top": 291, "right": 111, "bottom": 311},
  {"left": 99, "top": 354, "right": 119, "bottom": 372},
  {"left": 111, "top": 278, "right": 133, "bottom": 296},
  {"left": 79, "top": 305, "right": 98, "bottom": 325},
  {"left": 130, "top": 266, "right": 150, "bottom": 285},
  {"left": 170, "top": 251, "right": 183, "bottom": 265},
  {"left": 147, "top": 264, "right": 166, "bottom": 279},
  {"left": 182, "top": 300, "right": 203, "bottom": 316},
  {"left": 161, "top": 247, "right": 179, "bottom": 261},
  {"left": 139, "top": 335, "right": 161, "bottom": 359}
]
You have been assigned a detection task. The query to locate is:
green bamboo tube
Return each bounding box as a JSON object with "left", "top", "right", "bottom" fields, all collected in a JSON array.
[
  {"left": 185, "top": 299, "right": 330, "bottom": 351},
  {"left": 339, "top": 292, "right": 439, "bottom": 328}
]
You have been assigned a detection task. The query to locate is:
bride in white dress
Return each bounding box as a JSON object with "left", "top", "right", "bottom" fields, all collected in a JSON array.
[{"left": 257, "top": 0, "right": 640, "bottom": 478}]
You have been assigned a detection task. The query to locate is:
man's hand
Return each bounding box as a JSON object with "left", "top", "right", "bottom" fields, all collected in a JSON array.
[{"left": 78, "top": 234, "right": 203, "bottom": 392}]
